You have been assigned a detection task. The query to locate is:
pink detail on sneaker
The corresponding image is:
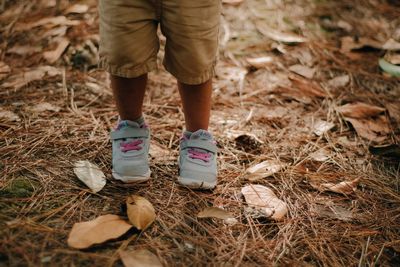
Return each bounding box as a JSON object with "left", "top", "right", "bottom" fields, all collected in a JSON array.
[
  {"left": 120, "top": 140, "right": 143, "bottom": 152},
  {"left": 188, "top": 149, "right": 211, "bottom": 162}
]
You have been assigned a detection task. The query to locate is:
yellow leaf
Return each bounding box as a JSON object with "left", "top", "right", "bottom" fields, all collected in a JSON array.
[
  {"left": 67, "top": 214, "right": 133, "bottom": 249},
  {"left": 120, "top": 249, "right": 162, "bottom": 267},
  {"left": 126, "top": 195, "right": 156, "bottom": 230}
]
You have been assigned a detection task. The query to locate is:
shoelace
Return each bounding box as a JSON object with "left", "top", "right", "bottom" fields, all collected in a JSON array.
[
  {"left": 188, "top": 149, "right": 211, "bottom": 162},
  {"left": 120, "top": 139, "right": 143, "bottom": 152}
]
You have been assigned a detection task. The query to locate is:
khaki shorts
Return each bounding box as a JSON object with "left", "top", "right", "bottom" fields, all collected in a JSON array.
[{"left": 98, "top": 0, "right": 221, "bottom": 85}]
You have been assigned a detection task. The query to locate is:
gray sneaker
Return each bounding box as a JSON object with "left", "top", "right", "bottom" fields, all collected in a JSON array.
[
  {"left": 110, "top": 120, "right": 151, "bottom": 183},
  {"left": 178, "top": 129, "right": 218, "bottom": 189}
]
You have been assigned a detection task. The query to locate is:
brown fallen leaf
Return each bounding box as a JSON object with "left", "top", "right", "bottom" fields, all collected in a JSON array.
[
  {"left": 382, "top": 38, "right": 400, "bottom": 51},
  {"left": 246, "top": 160, "right": 285, "bottom": 181},
  {"left": 246, "top": 56, "right": 273, "bottom": 69},
  {"left": 197, "top": 207, "right": 234, "bottom": 220},
  {"left": 288, "top": 64, "right": 316, "bottom": 79},
  {"left": 336, "top": 102, "right": 385, "bottom": 119},
  {"left": 0, "top": 109, "right": 20, "bottom": 122},
  {"left": 43, "top": 37, "right": 70, "bottom": 63},
  {"left": 345, "top": 116, "right": 391, "bottom": 142},
  {"left": 327, "top": 75, "right": 350, "bottom": 88},
  {"left": 126, "top": 195, "right": 156, "bottom": 231},
  {"left": 257, "top": 22, "right": 306, "bottom": 43},
  {"left": 312, "top": 120, "right": 335, "bottom": 136},
  {"left": 67, "top": 214, "right": 133, "bottom": 249},
  {"left": 386, "top": 102, "right": 400, "bottom": 123},
  {"left": 120, "top": 249, "right": 162, "bottom": 267},
  {"left": 15, "top": 16, "right": 80, "bottom": 31},
  {"left": 3, "top": 66, "right": 61, "bottom": 90},
  {"left": 7, "top": 45, "right": 42, "bottom": 56},
  {"left": 222, "top": 0, "right": 244, "bottom": 5},
  {"left": 0, "top": 62, "right": 11, "bottom": 80},
  {"left": 43, "top": 25, "right": 68, "bottom": 38},
  {"left": 311, "top": 178, "right": 360, "bottom": 195},
  {"left": 241, "top": 184, "right": 288, "bottom": 221},
  {"left": 310, "top": 148, "right": 330, "bottom": 162},
  {"left": 28, "top": 102, "right": 61, "bottom": 113},
  {"left": 65, "top": 4, "right": 89, "bottom": 14},
  {"left": 384, "top": 52, "right": 400, "bottom": 65},
  {"left": 341, "top": 36, "right": 382, "bottom": 53}
]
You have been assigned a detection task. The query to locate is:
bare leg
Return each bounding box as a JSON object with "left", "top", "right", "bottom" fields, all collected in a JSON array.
[
  {"left": 111, "top": 74, "right": 147, "bottom": 121},
  {"left": 178, "top": 79, "right": 212, "bottom": 132}
]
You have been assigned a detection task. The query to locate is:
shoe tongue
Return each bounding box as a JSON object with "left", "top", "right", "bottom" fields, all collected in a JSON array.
[
  {"left": 117, "top": 120, "right": 140, "bottom": 130},
  {"left": 189, "top": 129, "right": 213, "bottom": 141}
]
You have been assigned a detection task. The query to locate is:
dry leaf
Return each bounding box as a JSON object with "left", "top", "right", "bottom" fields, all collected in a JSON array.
[
  {"left": 222, "top": 0, "right": 244, "bottom": 5},
  {"left": 73, "top": 160, "right": 106, "bottom": 193},
  {"left": 7, "top": 45, "right": 42, "bottom": 56},
  {"left": 246, "top": 160, "right": 285, "bottom": 181},
  {"left": 0, "top": 109, "right": 20, "bottom": 122},
  {"left": 43, "top": 37, "right": 70, "bottom": 63},
  {"left": 336, "top": 102, "right": 390, "bottom": 142},
  {"left": 311, "top": 178, "right": 359, "bottom": 195},
  {"left": 3, "top": 66, "right": 61, "bottom": 90},
  {"left": 336, "top": 103, "right": 385, "bottom": 119},
  {"left": 43, "top": 26, "right": 68, "bottom": 38},
  {"left": 313, "top": 120, "right": 335, "bottom": 136},
  {"left": 246, "top": 56, "right": 273, "bottom": 68},
  {"left": 67, "top": 214, "right": 133, "bottom": 249},
  {"left": 382, "top": 38, "right": 400, "bottom": 51},
  {"left": 65, "top": 4, "right": 89, "bottom": 14},
  {"left": 28, "top": 102, "right": 61, "bottom": 113},
  {"left": 289, "top": 64, "right": 316, "bottom": 79},
  {"left": 15, "top": 16, "right": 79, "bottom": 31},
  {"left": 0, "top": 62, "right": 11, "bottom": 80},
  {"left": 241, "top": 184, "right": 288, "bottom": 221},
  {"left": 257, "top": 22, "right": 306, "bottom": 43},
  {"left": 126, "top": 195, "right": 156, "bottom": 230},
  {"left": 340, "top": 36, "right": 382, "bottom": 53},
  {"left": 384, "top": 52, "right": 400, "bottom": 65},
  {"left": 310, "top": 148, "right": 330, "bottom": 162},
  {"left": 198, "top": 207, "right": 234, "bottom": 220},
  {"left": 120, "top": 249, "right": 162, "bottom": 267},
  {"left": 337, "top": 20, "right": 353, "bottom": 32},
  {"left": 345, "top": 116, "right": 391, "bottom": 142},
  {"left": 327, "top": 75, "right": 349, "bottom": 88}
]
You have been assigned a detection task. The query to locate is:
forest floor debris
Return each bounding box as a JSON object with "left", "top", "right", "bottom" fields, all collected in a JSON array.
[{"left": 1, "top": 0, "right": 399, "bottom": 266}]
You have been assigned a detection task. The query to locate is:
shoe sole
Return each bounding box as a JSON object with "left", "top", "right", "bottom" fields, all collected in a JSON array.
[
  {"left": 112, "top": 169, "right": 151, "bottom": 183},
  {"left": 177, "top": 176, "right": 216, "bottom": 189}
]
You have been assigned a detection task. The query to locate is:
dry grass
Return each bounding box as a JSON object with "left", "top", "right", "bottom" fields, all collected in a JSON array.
[{"left": 1, "top": 0, "right": 400, "bottom": 266}]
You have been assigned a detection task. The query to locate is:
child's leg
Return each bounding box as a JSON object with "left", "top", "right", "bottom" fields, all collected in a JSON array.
[
  {"left": 111, "top": 74, "right": 147, "bottom": 121},
  {"left": 178, "top": 79, "right": 212, "bottom": 132}
]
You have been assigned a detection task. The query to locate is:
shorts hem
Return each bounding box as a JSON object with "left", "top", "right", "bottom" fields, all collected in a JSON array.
[
  {"left": 98, "top": 57, "right": 157, "bottom": 78},
  {"left": 164, "top": 60, "right": 216, "bottom": 85}
]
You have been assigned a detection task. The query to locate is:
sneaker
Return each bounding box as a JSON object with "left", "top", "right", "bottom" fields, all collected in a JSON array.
[
  {"left": 110, "top": 120, "right": 151, "bottom": 183},
  {"left": 178, "top": 129, "right": 218, "bottom": 189}
]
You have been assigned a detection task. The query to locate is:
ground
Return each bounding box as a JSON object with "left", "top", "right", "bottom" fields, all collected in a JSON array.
[{"left": 1, "top": 0, "right": 400, "bottom": 266}]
